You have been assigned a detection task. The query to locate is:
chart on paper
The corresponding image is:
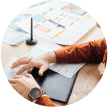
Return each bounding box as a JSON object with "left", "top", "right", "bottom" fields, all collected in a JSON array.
[
  {"left": 3, "top": 17, "right": 29, "bottom": 45},
  {"left": 17, "top": 0, "right": 96, "bottom": 45}
]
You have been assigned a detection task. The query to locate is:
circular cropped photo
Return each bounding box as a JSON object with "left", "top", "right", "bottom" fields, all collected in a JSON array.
[{"left": 1, "top": 0, "right": 107, "bottom": 106}]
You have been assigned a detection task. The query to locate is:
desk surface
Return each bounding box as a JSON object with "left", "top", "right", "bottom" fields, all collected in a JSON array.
[{"left": 1, "top": 25, "right": 105, "bottom": 106}]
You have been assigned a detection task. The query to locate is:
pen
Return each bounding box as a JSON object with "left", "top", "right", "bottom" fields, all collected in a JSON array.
[
  {"left": 31, "top": 17, "right": 33, "bottom": 41},
  {"left": 26, "top": 17, "right": 38, "bottom": 45},
  {"left": 51, "top": 28, "right": 66, "bottom": 39},
  {"left": 49, "top": 19, "right": 65, "bottom": 28}
]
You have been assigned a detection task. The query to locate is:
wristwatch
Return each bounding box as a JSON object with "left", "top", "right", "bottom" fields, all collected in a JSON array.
[{"left": 28, "top": 87, "right": 46, "bottom": 102}]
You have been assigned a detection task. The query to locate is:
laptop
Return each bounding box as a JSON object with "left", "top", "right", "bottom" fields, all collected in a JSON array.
[{"left": 30, "top": 67, "right": 78, "bottom": 103}]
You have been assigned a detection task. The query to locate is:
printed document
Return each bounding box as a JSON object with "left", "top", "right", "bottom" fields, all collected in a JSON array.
[{"left": 24, "top": 42, "right": 85, "bottom": 78}]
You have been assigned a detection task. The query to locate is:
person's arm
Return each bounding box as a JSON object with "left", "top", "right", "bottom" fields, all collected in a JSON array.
[
  {"left": 9, "top": 38, "right": 106, "bottom": 106},
  {"left": 10, "top": 55, "right": 56, "bottom": 106},
  {"left": 55, "top": 38, "right": 107, "bottom": 63},
  {"left": 8, "top": 73, "right": 55, "bottom": 107},
  {"left": 36, "top": 96, "right": 55, "bottom": 106},
  {"left": 35, "top": 37, "right": 107, "bottom": 106}
]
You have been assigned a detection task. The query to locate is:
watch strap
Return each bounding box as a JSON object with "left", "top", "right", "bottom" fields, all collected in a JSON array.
[{"left": 40, "top": 87, "right": 46, "bottom": 95}]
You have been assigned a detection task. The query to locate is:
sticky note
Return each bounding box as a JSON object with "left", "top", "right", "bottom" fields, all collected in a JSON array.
[
  {"left": 35, "top": 25, "right": 50, "bottom": 32},
  {"left": 33, "top": 14, "right": 45, "bottom": 22},
  {"left": 44, "top": 13, "right": 57, "bottom": 20},
  {"left": 70, "top": 10, "right": 76, "bottom": 14},
  {"left": 56, "top": 32, "right": 65, "bottom": 38},
  {"left": 83, "top": 17, "right": 89, "bottom": 20},
  {"left": 75, "top": 12, "right": 80, "bottom": 15},
  {"left": 86, "top": 14, "right": 91, "bottom": 17},
  {"left": 73, "top": 9, "right": 79, "bottom": 12},
  {"left": 50, "top": 30, "right": 60, "bottom": 36},
  {"left": 63, "top": 7, "right": 73, "bottom": 12},
  {"left": 25, "top": 20, "right": 36, "bottom": 26}
]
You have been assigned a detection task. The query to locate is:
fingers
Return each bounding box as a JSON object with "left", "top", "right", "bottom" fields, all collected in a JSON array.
[
  {"left": 12, "top": 58, "right": 23, "bottom": 65},
  {"left": 11, "top": 57, "right": 32, "bottom": 69},
  {"left": 16, "top": 63, "right": 34, "bottom": 75},
  {"left": 38, "top": 65, "right": 48, "bottom": 76},
  {"left": 13, "top": 75, "right": 22, "bottom": 79},
  {"left": 8, "top": 79, "right": 17, "bottom": 84},
  {"left": 8, "top": 75, "right": 24, "bottom": 83},
  {"left": 11, "top": 60, "right": 28, "bottom": 69},
  {"left": 25, "top": 73, "right": 33, "bottom": 78}
]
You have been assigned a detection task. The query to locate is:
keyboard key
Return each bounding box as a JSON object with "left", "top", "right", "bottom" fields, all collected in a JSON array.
[{"left": 4, "top": 57, "right": 30, "bottom": 79}]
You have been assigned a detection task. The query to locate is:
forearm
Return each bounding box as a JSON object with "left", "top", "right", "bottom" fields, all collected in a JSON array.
[{"left": 54, "top": 38, "right": 106, "bottom": 63}]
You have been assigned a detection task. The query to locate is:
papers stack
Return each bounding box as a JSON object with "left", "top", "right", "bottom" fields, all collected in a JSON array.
[{"left": 3, "top": 17, "right": 29, "bottom": 45}]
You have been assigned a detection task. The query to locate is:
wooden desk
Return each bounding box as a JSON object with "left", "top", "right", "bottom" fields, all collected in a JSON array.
[{"left": 1, "top": 25, "right": 105, "bottom": 106}]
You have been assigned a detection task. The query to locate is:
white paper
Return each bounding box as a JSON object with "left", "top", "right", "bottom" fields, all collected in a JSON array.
[
  {"left": 24, "top": 42, "right": 85, "bottom": 78},
  {"left": 16, "top": 0, "right": 96, "bottom": 45},
  {"left": 3, "top": 17, "right": 29, "bottom": 45},
  {"left": 3, "top": 28, "right": 29, "bottom": 45}
]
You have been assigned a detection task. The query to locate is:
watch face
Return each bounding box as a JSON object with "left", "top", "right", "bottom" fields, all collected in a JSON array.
[{"left": 30, "top": 88, "right": 41, "bottom": 98}]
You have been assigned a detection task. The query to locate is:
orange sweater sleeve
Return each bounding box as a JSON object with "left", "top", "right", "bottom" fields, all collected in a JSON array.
[
  {"left": 36, "top": 96, "right": 55, "bottom": 107},
  {"left": 55, "top": 38, "right": 107, "bottom": 63}
]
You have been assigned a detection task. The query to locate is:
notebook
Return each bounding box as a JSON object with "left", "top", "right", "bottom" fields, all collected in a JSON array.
[{"left": 30, "top": 67, "right": 78, "bottom": 103}]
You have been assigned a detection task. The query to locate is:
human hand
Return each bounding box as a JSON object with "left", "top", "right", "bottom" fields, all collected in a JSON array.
[
  {"left": 8, "top": 73, "right": 40, "bottom": 100},
  {"left": 11, "top": 52, "right": 56, "bottom": 76}
]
